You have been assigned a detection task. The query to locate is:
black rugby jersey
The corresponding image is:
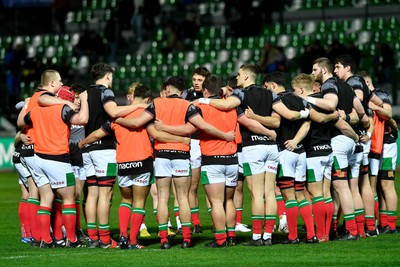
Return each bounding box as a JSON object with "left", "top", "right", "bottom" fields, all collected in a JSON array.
[
  {"left": 304, "top": 92, "right": 333, "bottom": 157},
  {"left": 182, "top": 89, "right": 203, "bottom": 139},
  {"left": 373, "top": 88, "right": 391, "bottom": 105},
  {"left": 232, "top": 84, "right": 280, "bottom": 147},
  {"left": 69, "top": 125, "right": 85, "bottom": 166},
  {"left": 277, "top": 91, "right": 308, "bottom": 153},
  {"left": 346, "top": 75, "right": 372, "bottom": 111},
  {"left": 321, "top": 77, "right": 355, "bottom": 138},
  {"left": 346, "top": 75, "right": 372, "bottom": 134},
  {"left": 84, "top": 84, "right": 116, "bottom": 152}
]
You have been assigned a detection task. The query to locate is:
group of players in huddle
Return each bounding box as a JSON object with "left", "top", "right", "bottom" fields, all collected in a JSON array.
[{"left": 13, "top": 53, "right": 398, "bottom": 249}]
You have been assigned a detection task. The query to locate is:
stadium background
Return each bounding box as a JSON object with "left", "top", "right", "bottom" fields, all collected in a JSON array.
[{"left": 0, "top": 0, "right": 400, "bottom": 170}]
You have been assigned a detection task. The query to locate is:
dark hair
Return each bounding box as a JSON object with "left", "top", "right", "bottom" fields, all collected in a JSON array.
[
  {"left": 192, "top": 67, "right": 210, "bottom": 78},
  {"left": 90, "top": 63, "right": 114, "bottom": 82},
  {"left": 240, "top": 64, "right": 259, "bottom": 81},
  {"left": 164, "top": 76, "right": 186, "bottom": 91},
  {"left": 70, "top": 83, "right": 87, "bottom": 94},
  {"left": 313, "top": 57, "right": 333, "bottom": 74},
  {"left": 263, "top": 72, "right": 286, "bottom": 87},
  {"left": 202, "top": 75, "right": 222, "bottom": 96},
  {"left": 134, "top": 84, "right": 153, "bottom": 101},
  {"left": 227, "top": 75, "right": 238, "bottom": 88},
  {"left": 334, "top": 54, "right": 356, "bottom": 74}
]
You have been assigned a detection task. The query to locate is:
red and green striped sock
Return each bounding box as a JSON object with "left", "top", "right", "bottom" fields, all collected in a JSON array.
[
  {"left": 130, "top": 208, "right": 145, "bottom": 244},
  {"left": 38, "top": 206, "right": 52, "bottom": 243},
  {"left": 62, "top": 204, "right": 77, "bottom": 242},
  {"left": 119, "top": 202, "right": 132, "bottom": 237}
]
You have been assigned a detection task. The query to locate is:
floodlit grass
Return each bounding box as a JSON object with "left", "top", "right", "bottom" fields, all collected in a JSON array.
[{"left": 1, "top": 171, "right": 399, "bottom": 266}]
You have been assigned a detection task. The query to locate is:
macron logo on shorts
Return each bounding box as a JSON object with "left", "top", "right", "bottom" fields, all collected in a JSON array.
[
  {"left": 176, "top": 169, "right": 188, "bottom": 174},
  {"left": 119, "top": 162, "right": 143, "bottom": 169}
]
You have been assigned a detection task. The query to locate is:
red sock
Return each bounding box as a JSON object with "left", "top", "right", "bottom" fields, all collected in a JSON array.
[
  {"left": 355, "top": 209, "right": 365, "bottom": 237},
  {"left": 285, "top": 200, "right": 298, "bottom": 240},
  {"left": 87, "top": 222, "right": 98, "bottom": 241},
  {"left": 365, "top": 216, "right": 376, "bottom": 231},
  {"left": 182, "top": 224, "right": 192, "bottom": 243},
  {"left": 344, "top": 214, "right": 358, "bottom": 236},
  {"left": 130, "top": 211, "right": 144, "bottom": 244},
  {"left": 52, "top": 200, "right": 63, "bottom": 240},
  {"left": 159, "top": 228, "right": 168, "bottom": 244},
  {"left": 264, "top": 216, "right": 276, "bottom": 234},
  {"left": 298, "top": 199, "right": 315, "bottom": 239},
  {"left": 251, "top": 216, "right": 263, "bottom": 235},
  {"left": 387, "top": 211, "right": 397, "bottom": 230},
  {"left": 62, "top": 204, "right": 77, "bottom": 242},
  {"left": 75, "top": 201, "right": 81, "bottom": 230},
  {"left": 379, "top": 211, "right": 388, "bottom": 227},
  {"left": 312, "top": 197, "right": 326, "bottom": 239},
  {"left": 99, "top": 224, "right": 111, "bottom": 244},
  {"left": 215, "top": 231, "right": 227, "bottom": 245},
  {"left": 191, "top": 207, "right": 201, "bottom": 226},
  {"left": 227, "top": 227, "right": 236, "bottom": 238},
  {"left": 276, "top": 195, "right": 286, "bottom": 217},
  {"left": 38, "top": 206, "right": 52, "bottom": 243},
  {"left": 325, "top": 198, "right": 334, "bottom": 236},
  {"left": 235, "top": 208, "right": 243, "bottom": 224},
  {"left": 27, "top": 199, "right": 40, "bottom": 241},
  {"left": 19, "top": 200, "right": 30, "bottom": 238},
  {"left": 118, "top": 203, "right": 132, "bottom": 237}
]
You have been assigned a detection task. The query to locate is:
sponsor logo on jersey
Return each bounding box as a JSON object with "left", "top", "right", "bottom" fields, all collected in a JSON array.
[
  {"left": 251, "top": 135, "right": 270, "bottom": 141},
  {"left": 312, "top": 144, "right": 331, "bottom": 151}
]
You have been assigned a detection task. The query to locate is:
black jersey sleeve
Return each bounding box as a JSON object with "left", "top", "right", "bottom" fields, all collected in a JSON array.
[
  {"left": 271, "top": 91, "right": 282, "bottom": 106},
  {"left": 101, "top": 88, "right": 116, "bottom": 105},
  {"left": 145, "top": 101, "right": 156, "bottom": 117},
  {"left": 186, "top": 104, "right": 200, "bottom": 122},
  {"left": 231, "top": 89, "right": 244, "bottom": 102},
  {"left": 236, "top": 106, "right": 245, "bottom": 118},
  {"left": 375, "top": 89, "right": 392, "bottom": 105},
  {"left": 61, "top": 105, "right": 77, "bottom": 124},
  {"left": 24, "top": 111, "right": 32, "bottom": 126},
  {"left": 321, "top": 78, "right": 338, "bottom": 96},
  {"left": 101, "top": 121, "right": 113, "bottom": 135}
]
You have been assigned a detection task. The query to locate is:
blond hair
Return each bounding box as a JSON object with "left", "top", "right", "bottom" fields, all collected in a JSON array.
[
  {"left": 127, "top": 82, "right": 142, "bottom": 95},
  {"left": 291, "top": 73, "right": 314, "bottom": 92},
  {"left": 40, "top": 70, "right": 60, "bottom": 86}
]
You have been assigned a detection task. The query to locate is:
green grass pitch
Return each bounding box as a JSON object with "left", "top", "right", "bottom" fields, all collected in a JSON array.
[{"left": 0, "top": 171, "right": 399, "bottom": 266}]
